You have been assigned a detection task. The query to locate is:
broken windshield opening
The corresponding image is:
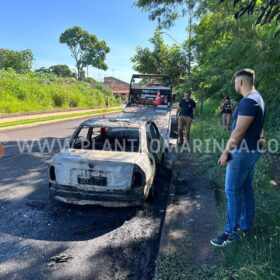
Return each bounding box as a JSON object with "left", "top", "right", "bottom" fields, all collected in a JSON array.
[{"left": 72, "top": 126, "right": 140, "bottom": 152}]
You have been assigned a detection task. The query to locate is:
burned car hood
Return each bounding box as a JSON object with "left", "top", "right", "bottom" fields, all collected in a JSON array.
[{"left": 51, "top": 149, "right": 142, "bottom": 164}]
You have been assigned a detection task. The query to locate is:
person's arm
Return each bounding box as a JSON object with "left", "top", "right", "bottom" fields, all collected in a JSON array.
[
  {"left": 176, "top": 101, "right": 182, "bottom": 118},
  {"left": 218, "top": 116, "right": 254, "bottom": 166}
]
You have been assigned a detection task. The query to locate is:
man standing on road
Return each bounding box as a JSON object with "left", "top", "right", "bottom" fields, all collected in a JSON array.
[
  {"left": 176, "top": 91, "right": 196, "bottom": 144},
  {"left": 211, "top": 69, "right": 265, "bottom": 247}
]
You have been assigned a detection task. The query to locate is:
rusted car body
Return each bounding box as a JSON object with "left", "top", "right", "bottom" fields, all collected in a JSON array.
[{"left": 49, "top": 118, "right": 164, "bottom": 207}]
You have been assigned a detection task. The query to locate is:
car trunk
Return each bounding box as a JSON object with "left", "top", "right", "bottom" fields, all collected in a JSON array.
[{"left": 53, "top": 149, "right": 141, "bottom": 191}]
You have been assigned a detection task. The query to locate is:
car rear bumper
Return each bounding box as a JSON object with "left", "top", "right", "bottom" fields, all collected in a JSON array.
[{"left": 49, "top": 182, "right": 144, "bottom": 207}]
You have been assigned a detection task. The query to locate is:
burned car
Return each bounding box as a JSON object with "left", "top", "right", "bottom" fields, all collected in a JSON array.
[{"left": 49, "top": 118, "right": 165, "bottom": 207}]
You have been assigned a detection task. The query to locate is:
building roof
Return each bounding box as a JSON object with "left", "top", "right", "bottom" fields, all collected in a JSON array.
[
  {"left": 104, "top": 76, "right": 129, "bottom": 95},
  {"left": 104, "top": 76, "right": 129, "bottom": 86}
]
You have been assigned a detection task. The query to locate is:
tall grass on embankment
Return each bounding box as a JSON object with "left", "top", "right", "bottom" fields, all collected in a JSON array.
[
  {"left": 191, "top": 98, "right": 280, "bottom": 279},
  {"left": 0, "top": 69, "right": 122, "bottom": 113}
]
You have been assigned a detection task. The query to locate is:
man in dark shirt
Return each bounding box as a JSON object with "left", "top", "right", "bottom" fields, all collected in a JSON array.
[
  {"left": 220, "top": 96, "right": 233, "bottom": 129},
  {"left": 211, "top": 69, "right": 265, "bottom": 247},
  {"left": 176, "top": 91, "right": 196, "bottom": 144}
]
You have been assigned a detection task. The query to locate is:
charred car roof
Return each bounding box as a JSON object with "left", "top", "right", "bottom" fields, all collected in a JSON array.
[{"left": 82, "top": 118, "right": 151, "bottom": 128}]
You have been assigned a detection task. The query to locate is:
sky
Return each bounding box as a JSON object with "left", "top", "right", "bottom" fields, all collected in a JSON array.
[{"left": 0, "top": 0, "right": 188, "bottom": 82}]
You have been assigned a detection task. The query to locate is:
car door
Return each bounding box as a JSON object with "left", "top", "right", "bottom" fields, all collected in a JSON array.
[
  {"left": 146, "top": 122, "right": 161, "bottom": 167},
  {"left": 150, "top": 121, "right": 164, "bottom": 160}
]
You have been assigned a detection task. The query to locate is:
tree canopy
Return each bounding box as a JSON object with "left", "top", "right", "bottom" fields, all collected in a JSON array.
[
  {"left": 36, "top": 64, "right": 75, "bottom": 77},
  {"left": 59, "top": 26, "right": 110, "bottom": 80},
  {"left": 0, "top": 49, "right": 33, "bottom": 73},
  {"left": 131, "top": 29, "right": 189, "bottom": 86},
  {"left": 135, "top": 0, "right": 197, "bottom": 28},
  {"left": 134, "top": 0, "right": 280, "bottom": 129},
  {"left": 136, "top": 0, "right": 280, "bottom": 30},
  {"left": 220, "top": 0, "right": 280, "bottom": 27},
  {"left": 49, "top": 64, "right": 74, "bottom": 77}
]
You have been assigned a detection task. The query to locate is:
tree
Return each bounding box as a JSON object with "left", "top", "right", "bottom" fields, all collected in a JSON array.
[
  {"left": 135, "top": 0, "right": 197, "bottom": 76},
  {"left": 131, "top": 29, "right": 188, "bottom": 86},
  {"left": 59, "top": 26, "right": 110, "bottom": 80},
  {"left": 0, "top": 48, "right": 33, "bottom": 73},
  {"left": 49, "top": 64, "right": 74, "bottom": 77},
  {"left": 136, "top": 0, "right": 280, "bottom": 29},
  {"left": 189, "top": 1, "right": 280, "bottom": 119},
  {"left": 136, "top": 0, "right": 197, "bottom": 28},
  {"left": 219, "top": 0, "right": 280, "bottom": 26},
  {"left": 35, "top": 67, "right": 50, "bottom": 73},
  {"left": 35, "top": 65, "right": 75, "bottom": 77}
]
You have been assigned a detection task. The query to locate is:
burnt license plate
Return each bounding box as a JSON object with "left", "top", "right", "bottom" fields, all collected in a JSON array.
[{"left": 78, "top": 176, "right": 107, "bottom": 186}]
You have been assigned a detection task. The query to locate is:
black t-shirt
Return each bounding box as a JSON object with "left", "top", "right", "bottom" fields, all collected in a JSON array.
[
  {"left": 221, "top": 102, "right": 232, "bottom": 114},
  {"left": 179, "top": 99, "right": 196, "bottom": 118}
]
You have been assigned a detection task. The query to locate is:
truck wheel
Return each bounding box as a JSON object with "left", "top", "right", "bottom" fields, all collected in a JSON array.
[{"left": 170, "top": 117, "right": 179, "bottom": 139}]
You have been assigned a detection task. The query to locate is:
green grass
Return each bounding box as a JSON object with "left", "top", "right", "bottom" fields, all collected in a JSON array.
[
  {"left": 0, "top": 69, "right": 122, "bottom": 113},
  {"left": 0, "top": 107, "right": 123, "bottom": 128},
  {"left": 154, "top": 254, "right": 237, "bottom": 280}
]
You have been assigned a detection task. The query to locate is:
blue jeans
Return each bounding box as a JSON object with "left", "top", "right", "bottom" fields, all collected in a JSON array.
[{"left": 224, "top": 150, "right": 261, "bottom": 237}]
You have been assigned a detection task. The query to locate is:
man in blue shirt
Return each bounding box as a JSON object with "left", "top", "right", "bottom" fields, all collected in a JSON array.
[
  {"left": 211, "top": 69, "right": 265, "bottom": 247},
  {"left": 176, "top": 91, "right": 196, "bottom": 144}
]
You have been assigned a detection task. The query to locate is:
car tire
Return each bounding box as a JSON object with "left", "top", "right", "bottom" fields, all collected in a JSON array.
[
  {"left": 158, "top": 151, "right": 168, "bottom": 175},
  {"left": 146, "top": 183, "right": 155, "bottom": 203}
]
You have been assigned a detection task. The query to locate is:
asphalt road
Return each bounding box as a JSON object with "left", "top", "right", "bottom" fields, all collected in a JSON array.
[{"left": 0, "top": 115, "right": 172, "bottom": 280}]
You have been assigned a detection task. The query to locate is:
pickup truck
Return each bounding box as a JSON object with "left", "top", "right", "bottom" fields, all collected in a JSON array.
[{"left": 125, "top": 74, "right": 174, "bottom": 153}]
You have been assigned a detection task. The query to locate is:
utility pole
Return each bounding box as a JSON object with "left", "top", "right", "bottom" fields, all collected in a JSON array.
[{"left": 187, "top": 0, "right": 193, "bottom": 77}]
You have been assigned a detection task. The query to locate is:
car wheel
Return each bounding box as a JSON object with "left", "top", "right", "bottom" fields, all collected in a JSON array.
[
  {"left": 160, "top": 152, "right": 165, "bottom": 167},
  {"left": 158, "top": 151, "right": 168, "bottom": 176},
  {"left": 146, "top": 182, "right": 155, "bottom": 203}
]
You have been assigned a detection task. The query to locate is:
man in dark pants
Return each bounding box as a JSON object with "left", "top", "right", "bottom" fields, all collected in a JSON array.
[
  {"left": 176, "top": 91, "right": 196, "bottom": 144},
  {"left": 211, "top": 69, "right": 266, "bottom": 247}
]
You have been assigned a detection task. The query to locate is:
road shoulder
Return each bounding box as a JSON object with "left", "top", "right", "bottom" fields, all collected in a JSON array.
[
  {"left": 0, "top": 107, "right": 123, "bottom": 131},
  {"left": 154, "top": 151, "right": 222, "bottom": 279}
]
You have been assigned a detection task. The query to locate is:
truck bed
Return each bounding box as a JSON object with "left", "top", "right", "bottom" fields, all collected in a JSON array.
[{"left": 123, "top": 105, "right": 174, "bottom": 148}]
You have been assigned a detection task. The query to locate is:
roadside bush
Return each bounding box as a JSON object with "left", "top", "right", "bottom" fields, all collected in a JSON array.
[
  {"left": 51, "top": 91, "right": 66, "bottom": 107},
  {"left": 0, "top": 69, "right": 122, "bottom": 113}
]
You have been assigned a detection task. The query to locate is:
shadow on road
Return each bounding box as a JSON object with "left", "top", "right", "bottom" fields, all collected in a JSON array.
[
  {"left": 0, "top": 137, "right": 137, "bottom": 242},
  {"left": 0, "top": 135, "right": 172, "bottom": 280}
]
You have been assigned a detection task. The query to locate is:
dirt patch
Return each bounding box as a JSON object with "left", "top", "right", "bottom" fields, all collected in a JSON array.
[{"left": 156, "top": 152, "right": 222, "bottom": 279}]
